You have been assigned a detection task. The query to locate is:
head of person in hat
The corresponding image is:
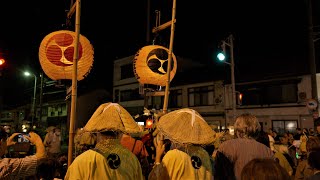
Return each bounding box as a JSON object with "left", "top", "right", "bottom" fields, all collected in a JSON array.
[
  {"left": 155, "top": 108, "right": 216, "bottom": 146},
  {"left": 65, "top": 102, "right": 144, "bottom": 180},
  {"left": 148, "top": 108, "right": 216, "bottom": 180}
]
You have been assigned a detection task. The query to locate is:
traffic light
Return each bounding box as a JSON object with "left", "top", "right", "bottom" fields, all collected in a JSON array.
[
  {"left": 217, "top": 41, "right": 226, "bottom": 61},
  {"left": 237, "top": 92, "right": 243, "bottom": 105},
  {"left": 145, "top": 118, "right": 153, "bottom": 128},
  {"left": 217, "top": 52, "right": 226, "bottom": 61}
]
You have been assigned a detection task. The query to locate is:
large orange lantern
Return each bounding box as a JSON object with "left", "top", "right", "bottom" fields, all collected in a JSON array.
[
  {"left": 133, "top": 45, "right": 177, "bottom": 86},
  {"left": 39, "top": 30, "right": 94, "bottom": 81}
]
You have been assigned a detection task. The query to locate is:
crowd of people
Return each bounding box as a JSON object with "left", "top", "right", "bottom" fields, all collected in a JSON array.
[{"left": 0, "top": 102, "right": 320, "bottom": 179}]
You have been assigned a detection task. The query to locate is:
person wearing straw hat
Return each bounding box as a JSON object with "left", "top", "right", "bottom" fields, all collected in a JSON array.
[
  {"left": 216, "top": 113, "right": 274, "bottom": 180},
  {"left": 65, "top": 103, "right": 144, "bottom": 180},
  {"left": 148, "top": 108, "right": 216, "bottom": 180}
]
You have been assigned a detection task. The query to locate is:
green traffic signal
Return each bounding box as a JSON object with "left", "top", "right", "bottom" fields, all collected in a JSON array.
[{"left": 217, "top": 52, "right": 226, "bottom": 61}]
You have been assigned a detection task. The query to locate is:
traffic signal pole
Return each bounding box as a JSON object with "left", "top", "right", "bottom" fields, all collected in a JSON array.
[
  {"left": 229, "top": 35, "right": 236, "bottom": 120},
  {"left": 220, "top": 34, "right": 236, "bottom": 122}
]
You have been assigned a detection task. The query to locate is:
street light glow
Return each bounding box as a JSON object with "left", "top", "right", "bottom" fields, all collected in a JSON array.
[
  {"left": 23, "top": 71, "right": 37, "bottom": 128},
  {"left": 24, "top": 71, "right": 31, "bottom": 76}
]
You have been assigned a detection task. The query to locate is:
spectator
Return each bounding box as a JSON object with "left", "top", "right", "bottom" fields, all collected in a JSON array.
[
  {"left": 141, "top": 132, "right": 156, "bottom": 165},
  {"left": 37, "top": 157, "right": 57, "bottom": 180},
  {"left": 43, "top": 126, "right": 61, "bottom": 159},
  {"left": 309, "top": 128, "right": 315, "bottom": 136},
  {"left": 217, "top": 113, "right": 274, "bottom": 180},
  {"left": 312, "top": 111, "right": 320, "bottom": 137},
  {"left": 74, "top": 128, "right": 96, "bottom": 155},
  {"left": 65, "top": 102, "right": 144, "bottom": 180},
  {"left": 0, "top": 126, "right": 46, "bottom": 179},
  {"left": 256, "top": 131, "right": 293, "bottom": 176},
  {"left": 214, "top": 151, "right": 236, "bottom": 180},
  {"left": 120, "top": 133, "right": 150, "bottom": 178},
  {"left": 273, "top": 130, "right": 280, "bottom": 143},
  {"left": 241, "top": 158, "right": 291, "bottom": 180},
  {"left": 294, "top": 128, "right": 303, "bottom": 140},
  {"left": 307, "top": 149, "right": 320, "bottom": 180},
  {"left": 294, "top": 136, "right": 320, "bottom": 180}
]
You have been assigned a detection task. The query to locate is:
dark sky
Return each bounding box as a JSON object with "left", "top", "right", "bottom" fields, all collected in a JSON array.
[{"left": 0, "top": 0, "right": 319, "bottom": 106}]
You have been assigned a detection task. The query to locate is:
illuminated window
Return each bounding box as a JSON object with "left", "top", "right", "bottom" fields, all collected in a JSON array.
[{"left": 272, "top": 120, "right": 297, "bottom": 135}]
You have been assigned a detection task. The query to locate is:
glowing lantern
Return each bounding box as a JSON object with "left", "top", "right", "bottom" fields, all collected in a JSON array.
[
  {"left": 133, "top": 45, "right": 177, "bottom": 86},
  {"left": 39, "top": 30, "right": 94, "bottom": 81}
]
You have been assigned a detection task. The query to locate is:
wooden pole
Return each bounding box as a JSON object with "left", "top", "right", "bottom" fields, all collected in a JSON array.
[
  {"left": 306, "top": 0, "right": 317, "bottom": 101},
  {"left": 68, "top": 0, "right": 81, "bottom": 167},
  {"left": 162, "top": 0, "right": 177, "bottom": 113},
  {"left": 229, "top": 35, "right": 236, "bottom": 121}
]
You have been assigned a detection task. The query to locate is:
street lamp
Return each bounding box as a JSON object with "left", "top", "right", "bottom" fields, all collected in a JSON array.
[
  {"left": 24, "top": 71, "right": 37, "bottom": 127},
  {"left": 217, "top": 34, "right": 236, "bottom": 121}
]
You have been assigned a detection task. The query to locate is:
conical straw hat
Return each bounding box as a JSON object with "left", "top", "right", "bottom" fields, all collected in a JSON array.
[
  {"left": 46, "top": 126, "right": 56, "bottom": 132},
  {"left": 83, "top": 103, "right": 141, "bottom": 134},
  {"left": 157, "top": 108, "right": 216, "bottom": 145}
]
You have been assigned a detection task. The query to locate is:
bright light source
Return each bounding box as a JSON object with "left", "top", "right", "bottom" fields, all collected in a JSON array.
[
  {"left": 146, "top": 119, "right": 153, "bottom": 128},
  {"left": 0, "top": 59, "right": 5, "bottom": 65},
  {"left": 24, "top": 71, "right": 31, "bottom": 76},
  {"left": 217, "top": 52, "right": 226, "bottom": 61},
  {"left": 137, "top": 122, "right": 144, "bottom": 126},
  {"left": 286, "top": 122, "right": 295, "bottom": 128}
]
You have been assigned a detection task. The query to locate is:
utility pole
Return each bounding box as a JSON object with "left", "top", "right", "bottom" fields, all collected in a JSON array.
[
  {"left": 31, "top": 74, "right": 37, "bottom": 128},
  {"left": 230, "top": 35, "right": 236, "bottom": 120},
  {"left": 218, "top": 34, "right": 236, "bottom": 122},
  {"left": 306, "top": 0, "right": 317, "bottom": 102},
  {"left": 39, "top": 71, "right": 44, "bottom": 127}
]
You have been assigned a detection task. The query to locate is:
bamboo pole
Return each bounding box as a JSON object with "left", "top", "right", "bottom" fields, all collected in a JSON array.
[
  {"left": 68, "top": 0, "right": 81, "bottom": 167},
  {"left": 162, "top": 0, "right": 177, "bottom": 113}
]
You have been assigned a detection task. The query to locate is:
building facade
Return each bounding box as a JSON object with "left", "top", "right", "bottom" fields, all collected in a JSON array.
[{"left": 113, "top": 55, "right": 315, "bottom": 134}]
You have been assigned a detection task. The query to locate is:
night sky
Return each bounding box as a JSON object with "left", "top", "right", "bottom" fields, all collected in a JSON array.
[{"left": 0, "top": 0, "right": 319, "bottom": 107}]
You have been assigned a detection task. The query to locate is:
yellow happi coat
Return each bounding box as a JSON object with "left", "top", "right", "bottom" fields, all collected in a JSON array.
[
  {"left": 149, "top": 146, "right": 213, "bottom": 180},
  {"left": 65, "top": 139, "right": 144, "bottom": 180}
]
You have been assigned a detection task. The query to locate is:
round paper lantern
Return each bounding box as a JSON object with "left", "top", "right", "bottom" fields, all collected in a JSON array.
[
  {"left": 39, "top": 30, "right": 94, "bottom": 81},
  {"left": 133, "top": 45, "right": 177, "bottom": 86}
]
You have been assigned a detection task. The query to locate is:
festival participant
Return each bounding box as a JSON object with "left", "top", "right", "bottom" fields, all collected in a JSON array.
[
  {"left": 149, "top": 108, "right": 216, "bottom": 180},
  {"left": 0, "top": 126, "right": 46, "bottom": 178},
  {"left": 65, "top": 102, "right": 144, "bottom": 180}
]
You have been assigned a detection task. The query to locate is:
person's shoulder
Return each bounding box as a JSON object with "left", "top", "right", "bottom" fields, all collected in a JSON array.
[
  {"left": 162, "top": 149, "right": 188, "bottom": 161},
  {"left": 219, "top": 138, "right": 240, "bottom": 148}
]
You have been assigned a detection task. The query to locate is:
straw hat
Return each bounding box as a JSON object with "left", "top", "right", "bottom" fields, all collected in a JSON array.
[
  {"left": 46, "top": 126, "right": 56, "bottom": 132},
  {"left": 157, "top": 108, "right": 216, "bottom": 145},
  {"left": 83, "top": 103, "right": 141, "bottom": 134}
]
